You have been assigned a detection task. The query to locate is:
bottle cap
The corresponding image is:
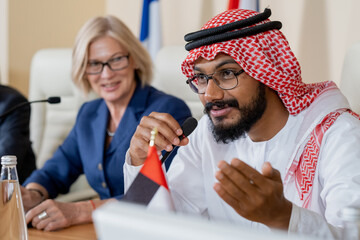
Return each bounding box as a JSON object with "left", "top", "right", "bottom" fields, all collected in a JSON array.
[
  {"left": 339, "top": 206, "right": 360, "bottom": 221},
  {"left": 1, "top": 155, "right": 17, "bottom": 165}
]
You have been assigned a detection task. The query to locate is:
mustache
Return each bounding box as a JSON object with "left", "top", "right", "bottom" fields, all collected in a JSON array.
[{"left": 204, "top": 99, "right": 239, "bottom": 113}]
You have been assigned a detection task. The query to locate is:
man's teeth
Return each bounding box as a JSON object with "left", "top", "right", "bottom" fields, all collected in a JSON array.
[{"left": 213, "top": 105, "right": 227, "bottom": 110}]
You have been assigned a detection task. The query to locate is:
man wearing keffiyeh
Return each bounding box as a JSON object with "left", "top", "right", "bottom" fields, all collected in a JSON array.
[{"left": 124, "top": 8, "right": 360, "bottom": 239}]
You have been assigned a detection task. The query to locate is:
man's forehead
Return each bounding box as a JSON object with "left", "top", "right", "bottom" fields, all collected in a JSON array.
[{"left": 193, "top": 53, "right": 239, "bottom": 70}]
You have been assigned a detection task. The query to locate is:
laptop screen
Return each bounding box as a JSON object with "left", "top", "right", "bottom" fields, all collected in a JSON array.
[{"left": 92, "top": 201, "right": 310, "bottom": 240}]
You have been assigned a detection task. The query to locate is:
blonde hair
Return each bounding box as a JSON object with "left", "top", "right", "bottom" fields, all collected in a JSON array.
[{"left": 72, "top": 15, "right": 153, "bottom": 94}]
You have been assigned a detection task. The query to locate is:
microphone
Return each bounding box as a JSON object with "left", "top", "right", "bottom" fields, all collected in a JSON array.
[
  {"left": 46, "top": 97, "right": 61, "bottom": 104},
  {"left": 161, "top": 117, "right": 198, "bottom": 164},
  {"left": 0, "top": 96, "right": 61, "bottom": 120}
]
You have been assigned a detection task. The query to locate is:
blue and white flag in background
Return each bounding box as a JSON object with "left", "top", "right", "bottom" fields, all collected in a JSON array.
[{"left": 140, "top": 0, "right": 162, "bottom": 61}]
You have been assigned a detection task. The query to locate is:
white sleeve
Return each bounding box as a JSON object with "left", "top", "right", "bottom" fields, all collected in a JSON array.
[
  {"left": 290, "top": 113, "right": 360, "bottom": 239},
  {"left": 319, "top": 113, "right": 360, "bottom": 222},
  {"left": 123, "top": 150, "right": 142, "bottom": 193},
  {"left": 288, "top": 204, "right": 342, "bottom": 239}
]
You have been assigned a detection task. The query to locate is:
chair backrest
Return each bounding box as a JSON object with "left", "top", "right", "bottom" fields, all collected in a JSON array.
[
  {"left": 340, "top": 41, "right": 360, "bottom": 114},
  {"left": 29, "top": 48, "right": 97, "bottom": 168},
  {"left": 152, "top": 46, "right": 204, "bottom": 120},
  {"left": 29, "top": 48, "right": 98, "bottom": 201}
]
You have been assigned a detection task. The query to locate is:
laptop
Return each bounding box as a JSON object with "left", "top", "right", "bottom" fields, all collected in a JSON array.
[{"left": 93, "top": 201, "right": 313, "bottom": 240}]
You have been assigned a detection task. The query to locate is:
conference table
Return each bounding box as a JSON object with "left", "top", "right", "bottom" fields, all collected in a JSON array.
[{"left": 28, "top": 223, "right": 97, "bottom": 240}]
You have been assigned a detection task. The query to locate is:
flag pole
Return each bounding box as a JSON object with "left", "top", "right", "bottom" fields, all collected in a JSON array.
[{"left": 149, "top": 127, "right": 158, "bottom": 147}]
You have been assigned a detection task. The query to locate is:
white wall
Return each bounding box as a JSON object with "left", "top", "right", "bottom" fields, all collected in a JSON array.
[
  {"left": 0, "top": 0, "right": 8, "bottom": 84},
  {"left": 5, "top": 0, "right": 105, "bottom": 96},
  {"left": 2, "top": 0, "right": 359, "bottom": 90},
  {"left": 106, "top": 0, "right": 360, "bottom": 86}
]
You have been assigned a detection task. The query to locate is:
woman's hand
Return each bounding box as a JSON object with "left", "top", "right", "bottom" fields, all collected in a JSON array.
[
  {"left": 21, "top": 186, "right": 45, "bottom": 211},
  {"left": 25, "top": 200, "right": 93, "bottom": 231}
]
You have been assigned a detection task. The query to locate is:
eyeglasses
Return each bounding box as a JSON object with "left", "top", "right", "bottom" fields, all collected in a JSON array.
[
  {"left": 86, "top": 54, "right": 130, "bottom": 75},
  {"left": 186, "top": 69, "right": 245, "bottom": 94}
]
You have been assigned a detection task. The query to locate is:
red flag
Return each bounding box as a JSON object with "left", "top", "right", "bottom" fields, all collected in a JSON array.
[
  {"left": 228, "top": 0, "right": 239, "bottom": 10},
  {"left": 123, "top": 130, "right": 174, "bottom": 210},
  {"left": 228, "top": 0, "right": 259, "bottom": 11},
  {"left": 140, "top": 145, "right": 169, "bottom": 190}
]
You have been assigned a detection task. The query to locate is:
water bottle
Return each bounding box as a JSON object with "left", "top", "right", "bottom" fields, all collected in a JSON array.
[
  {"left": 0, "top": 155, "right": 28, "bottom": 240},
  {"left": 340, "top": 206, "right": 360, "bottom": 240}
]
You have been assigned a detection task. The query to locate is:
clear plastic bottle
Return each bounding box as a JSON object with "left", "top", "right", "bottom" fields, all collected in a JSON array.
[
  {"left": 0, "top": 155, "right": 28, "bottom": 240},
  {"left": 340, "top": 206, "right": 360, "bottom": 240}
]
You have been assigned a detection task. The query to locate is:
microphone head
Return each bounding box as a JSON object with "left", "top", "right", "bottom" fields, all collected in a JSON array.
[
  {"left": 47, "top": 97, "right": 61, "bottom": 104},
  {"left": 182, "top": 117, "right": 198, "bottom": 137}
]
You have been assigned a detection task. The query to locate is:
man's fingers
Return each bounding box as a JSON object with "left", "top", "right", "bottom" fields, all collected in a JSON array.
[
  {"left": 217, "top": 161, "right": 260, "bottom": 197},
  {"left": 140, "top": 113, "right": 182, "bottom": 146},
  {"left": 229, "top": 159, "right": 269, "bottom": 188},
  {"left": 261, "top": 162, "right": 282, "bottom": 182},
  {"left": 213, "top": 183, "right": 243, "bottom": 212},
  {"left": 148, "top": 112, "right": 183, "bottom": 135},
  {"left": 130, "top": 112, "right": 189, "bottom": 166},
  {"left": 214, "top": 170, "right": 248, "bottom": 202},
  {"left": 134, "top": 124, "right": 170, "bottom": 152}
]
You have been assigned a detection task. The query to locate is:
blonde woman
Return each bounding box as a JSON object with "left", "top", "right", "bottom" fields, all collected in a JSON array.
[{"left": 21, "top": 15, "right": 191, "bottom": 231}]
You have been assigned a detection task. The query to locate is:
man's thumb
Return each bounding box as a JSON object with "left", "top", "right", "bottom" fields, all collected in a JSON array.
[{"left": 262, "top": 162, "right": 281, "bottom": 181}]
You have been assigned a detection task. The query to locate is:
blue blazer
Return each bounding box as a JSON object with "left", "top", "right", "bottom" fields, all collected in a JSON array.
[{"left": 24, "top": 85, "right": 191, "bottom": 199}]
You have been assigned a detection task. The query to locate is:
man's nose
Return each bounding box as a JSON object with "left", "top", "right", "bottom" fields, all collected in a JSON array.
[{"left": 204, "top": 79, "right": 224, "bottom": 102}]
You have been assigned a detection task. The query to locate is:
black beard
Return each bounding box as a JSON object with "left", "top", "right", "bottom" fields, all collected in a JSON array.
[{"left": 205, "top": 84, "right": 267, "bottom": 144}]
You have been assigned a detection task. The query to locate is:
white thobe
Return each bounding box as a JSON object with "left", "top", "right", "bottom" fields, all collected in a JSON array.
[{"left": 124, "top": 88, "right": 360, "bottom": 239}]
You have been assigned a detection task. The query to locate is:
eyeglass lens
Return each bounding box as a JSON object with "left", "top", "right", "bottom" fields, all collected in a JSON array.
[
  {"left": 86, "top": 55, "right": 129, "bottom": 74},
  {"left": 188, "top": 70, "right": 240, "bottom": 94}
]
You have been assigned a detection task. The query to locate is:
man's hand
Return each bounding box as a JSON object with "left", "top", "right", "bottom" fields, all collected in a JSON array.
[
  {"left": 129, "top": 112, "right": 189, "bottom": 166},
  {"left": 214, "top": 159, "right": 292, "bottom": 229}
]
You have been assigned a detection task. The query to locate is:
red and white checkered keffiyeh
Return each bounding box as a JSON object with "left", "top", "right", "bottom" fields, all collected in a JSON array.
[
  {"left": 181, "top": 9, "right": 358, "bottom": 208},
  {"left": 181, "top": 8, "right": 334, "bottom": 116}
]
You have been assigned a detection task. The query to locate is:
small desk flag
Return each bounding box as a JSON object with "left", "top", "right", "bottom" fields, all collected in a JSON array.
[{"left": 123, "top": 128, "right": 174, "bottom": 211}]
